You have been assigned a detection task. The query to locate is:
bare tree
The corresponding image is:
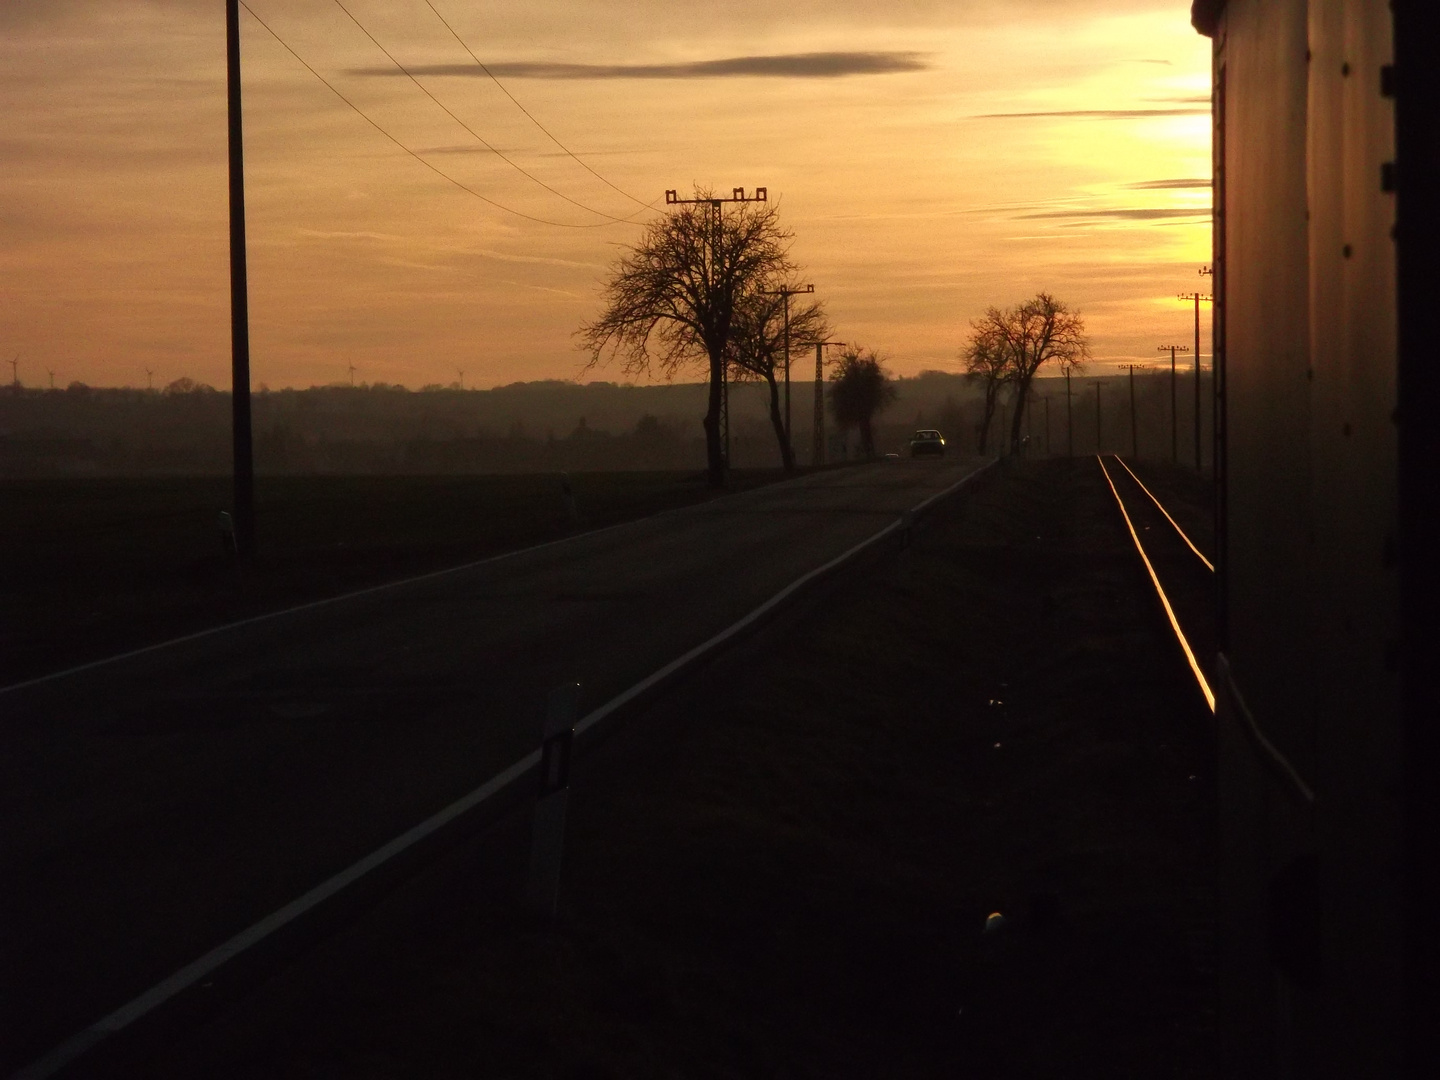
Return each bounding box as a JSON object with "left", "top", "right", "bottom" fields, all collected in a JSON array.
[
  {"left": 962, "top": 320, "right": 1012, "bottom": 455},
  {"left": 829, "top": 347, "right": 897, "bottom": 458},
  {"left": 970, "top": 293, "right": 1089, "bottom": 455},
  {"left": 726, "top": 287, "right": 830, "bottom": 470},
  {"left": 576, "top": 190, "right": 795, "bottom": 486}
]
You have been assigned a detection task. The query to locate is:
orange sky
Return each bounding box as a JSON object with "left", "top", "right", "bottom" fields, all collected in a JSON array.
[{"left": 0, "top": 1, "right": 1212, "bottom": 391}]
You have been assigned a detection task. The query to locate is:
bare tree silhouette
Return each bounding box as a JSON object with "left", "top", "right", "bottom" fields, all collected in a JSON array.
[
  {"left": 726, "top": 286, "right": 830, "bottom": 470},
  {"left": 962, "top": 322, "right": 1012, "bottom": 455},
  {"left": 576, "top": 188, "right": 796, "bottom": 486},
  {"left": 829, "top": 347, "right": 897, "bottom": 459},
  {"left": 968, "top": 293, "right": 1089, "bottom": 455}
]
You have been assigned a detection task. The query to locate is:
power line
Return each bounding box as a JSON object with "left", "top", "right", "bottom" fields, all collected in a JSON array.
[
  {"left": 329, "top": 0, "right": 647, "bottom": 225},
  {"left": 238, "top": 2, "right": 638, "bottom": 229},
  {"left": 420, "top": 0, "right": 656, "bottom": 212}
]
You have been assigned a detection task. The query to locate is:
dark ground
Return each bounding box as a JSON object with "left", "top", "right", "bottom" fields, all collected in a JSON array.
[
  {"left": 0, "top": 468, "right": 798, "bottom": 687},
  {"left": 133, "top": 457, "right": 1217, "bottom": 1080}
]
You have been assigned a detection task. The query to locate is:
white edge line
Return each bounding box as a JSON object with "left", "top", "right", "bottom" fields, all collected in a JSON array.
[
  {"left": 10, "top": 459, "right": 992, "bottom": 1080},
  {"left": 1112, "top": 454, "right": 1215, "bottom": 572}
]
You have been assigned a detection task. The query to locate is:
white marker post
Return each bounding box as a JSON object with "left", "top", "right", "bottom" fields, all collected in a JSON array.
[{"left": 528, "top": 682, "right": 579, "bottom": 916}]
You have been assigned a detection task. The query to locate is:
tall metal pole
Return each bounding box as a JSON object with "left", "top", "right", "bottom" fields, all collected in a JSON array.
[
  {"left": 1044, "top": 395, "right": 1050, "bottom": 456},
  {"left": 227, "top": 0, "right": 255, "bottom": 559},
  {"left": 761, "top": 282, "right": 813, "bottom": 466},
  {"left": 1158, "top": 345, "right": 1188, "bottom": 464},
  {"left": 812, "top": 339, "right": 844, "bottom": 466},
  {"left": 1095, "top": 381, "right": 1102, "bottom": 454},
  {"left": 664, "top": 187, "right": 767, "bottom": 479},
  {"left": 1122, "top": 363, "right": 1140, "bottom": 457},
  {"left": 1180, "top": 277, "right": 1213, "bottom": 471},
  {"left": 1066, "top": 370, "right": 1073, "bottom": 456}
]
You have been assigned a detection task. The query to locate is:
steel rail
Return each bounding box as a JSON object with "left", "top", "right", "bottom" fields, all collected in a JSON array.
[
  {"left": 1097, "top": 455, "right": 1216, "bottom": 712},
  {"left": 1113, "top": 454, "right": 1214, "bottom": 572}
]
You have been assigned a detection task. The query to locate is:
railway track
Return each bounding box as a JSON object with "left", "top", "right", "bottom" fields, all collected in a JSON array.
[{"left": 1096, "top": 454, "right": 1217, "bottom": 712}]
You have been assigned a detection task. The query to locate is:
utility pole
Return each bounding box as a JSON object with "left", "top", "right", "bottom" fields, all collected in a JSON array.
[
  {"left": 47, "top": 369, "right": 55, "bottom": 390},
  {"left": 146, "top": 368, "right": 154, "bottom": 391},
  {"left": 1119, "top": 363, "right": 1147, "bottom": 457},
  {"left": 812, "top": 340, "right": 845, "bottom": 465},
  {"left": 1043, "top": 395, "right": 1050, "bottom": 456},
  {"left": 664, "top": 186, "right": 767, "bottom": 471},
  {"left": 760, "top": 282, "right": 814, "bottom": 463},
  {"left": 457, "top": 369, "right": 465, "bottom": 391},
  {"left": 1158, "top": 345, "right": 1189, "bottom": 463},
  {"left": 1179, "top": 270, "right": 1214, "bottom": 471},
  {"left": 227, "top": 0, "right": 255, "bottom": 559},
  {"left": 347, "top": 362, "right": 357, "bottom": 387},
  {"left": 1095, "top": 381, "right": 1102, "bottom": 454},
  {"left": 1066, "top": 370, "right": 1074, "bottom": 456},
  {"left": 7, "top": 356, "right": 17, "bottom": 388}
]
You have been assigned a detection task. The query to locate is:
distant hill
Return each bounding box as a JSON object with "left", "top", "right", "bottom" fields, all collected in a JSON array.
[{"left": 0, "top": 371, "right": 1108, "bottom": 476}]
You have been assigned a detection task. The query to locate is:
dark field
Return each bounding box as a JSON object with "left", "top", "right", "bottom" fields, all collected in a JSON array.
[
  {"left": 141, "top": 458, "right": 1218, "bottom": 1079},
  {"left": 1, "top": 469, "right": 798, "bottom": 686}
]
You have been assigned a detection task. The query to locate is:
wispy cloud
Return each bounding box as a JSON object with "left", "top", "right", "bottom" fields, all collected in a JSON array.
[
  {"left": 1126, "top": 178, "right": 1211, "bottom": 190},
  {"left": 348, "top": 52, "right": 929, "bottom": 80},
  {"left": 1019, "top": 207, "right": 1213, "bottom": 220},
  {"left": 973, "top": 107, "right": 1208, "bottom": 119}
]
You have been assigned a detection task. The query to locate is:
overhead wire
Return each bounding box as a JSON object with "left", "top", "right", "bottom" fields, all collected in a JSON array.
[
  {"left": 328, "top": 0, "right": 648, "bottom": 224},
  {"left": 419, "top": 0, "right": 658, "bottom": 212},
  {"left": 237, "top": 1, "right": 643, "bottom": 229}
]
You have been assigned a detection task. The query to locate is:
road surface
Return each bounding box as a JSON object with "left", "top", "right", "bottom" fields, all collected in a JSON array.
[{"left": 0, "top": 458, "right": 984, "bottom": 1071}]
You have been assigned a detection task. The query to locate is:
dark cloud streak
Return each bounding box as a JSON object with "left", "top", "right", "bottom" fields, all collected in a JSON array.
[
  {"left": 974, "top": 107, "right": 1208, "bottom": 119},
  {"left": 1127, "top": 178, "right": 1211, "bottom": 189},
  {"left": 1019, "top": 207, "right": 1212, "bottom": 220},
  {"left": 349, "top": 51, "right": 929, "bottom": 80}
]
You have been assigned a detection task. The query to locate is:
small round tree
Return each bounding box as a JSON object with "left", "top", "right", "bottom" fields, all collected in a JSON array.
[{"left": 829, "top": 347, "right": 897, "bottom": 458}]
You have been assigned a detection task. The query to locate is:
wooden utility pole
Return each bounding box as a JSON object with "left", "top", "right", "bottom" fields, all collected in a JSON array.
[
  {"left": 1119, "top": 363, "right": 1147, "bottom": 457},
  {"left": 1158, "top": 344, "right": 1189, "bottom": 463},
  {"left": 1179, "top": 271, "right": 1214, "bottom": 471},
  {"left": 227, "top": 0, "right": 255, "bottom": 559},
  {"left": 760, "top": 282, "right": 813, "bottom": 463},
  {"left": 812, "top": 340, "right": 845, "bottom": 465},
  {"left": 664, "top": 187, "right": 767, "bottom": 471}
]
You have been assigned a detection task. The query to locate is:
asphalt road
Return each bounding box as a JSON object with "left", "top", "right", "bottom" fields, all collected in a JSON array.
[{"left": 0, "top": 457, "right": 983, "bottom": 1073}]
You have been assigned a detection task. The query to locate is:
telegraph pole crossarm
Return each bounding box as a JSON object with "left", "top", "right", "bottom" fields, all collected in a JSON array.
[
  {"left": 760, "top": 282, "right": 814, "bottom": 462},
  {"left": 663, "top": 186, "right": 768, "bottom": 471},
  {"left": 1158, "top": 344, "right": 1189, "bottom": 463}
]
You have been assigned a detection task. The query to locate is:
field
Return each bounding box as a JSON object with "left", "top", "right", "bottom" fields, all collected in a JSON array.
[
  {"left": 139, "top": 458, "right": 1219, "bottom": 1079},
  {"left": 0, "top": 469, "right": 798, "bottom": 686}
]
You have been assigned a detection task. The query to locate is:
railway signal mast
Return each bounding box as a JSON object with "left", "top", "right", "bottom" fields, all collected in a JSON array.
[{"left": 1158, "top": 344, "right": 1190, "bottom": 463}]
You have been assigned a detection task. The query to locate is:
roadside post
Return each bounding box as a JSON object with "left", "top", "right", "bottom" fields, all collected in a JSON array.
[{"left": 528, "top": 682, "right": 579, "bottom": 917}]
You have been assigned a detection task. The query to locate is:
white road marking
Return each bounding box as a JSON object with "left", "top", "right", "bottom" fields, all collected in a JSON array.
[{"left": 9, "top": 459, "right": 992, "bottom": 1080}]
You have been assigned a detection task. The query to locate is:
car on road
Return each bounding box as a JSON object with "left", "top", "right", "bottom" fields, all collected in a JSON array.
[{"left": 909, "top": 429, "right": 946, "bottom": 457}]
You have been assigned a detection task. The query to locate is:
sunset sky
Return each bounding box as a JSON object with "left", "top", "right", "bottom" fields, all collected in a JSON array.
[{"left": 1, "top": 0, "right": 1212, "bottom": 391}]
